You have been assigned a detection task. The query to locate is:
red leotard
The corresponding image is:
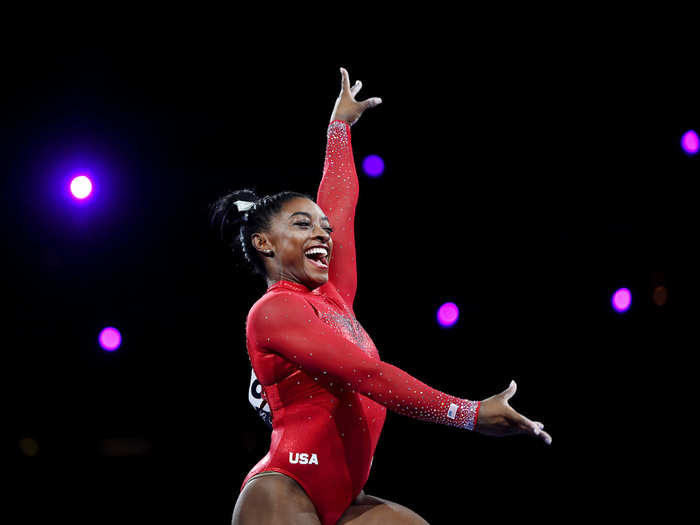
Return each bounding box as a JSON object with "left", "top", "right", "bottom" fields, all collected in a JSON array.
[{"left": 240, "top": 120, "right": 480, "bottom": 525}]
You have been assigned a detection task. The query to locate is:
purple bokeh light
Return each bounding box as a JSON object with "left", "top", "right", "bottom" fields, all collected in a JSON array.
[
  {"left": 437, "top": 302, "right": 459, "bottom": 327},
  {"left": 612, "top": 288, "right": 632, "bottom": 313},
  {"left": 362, "top": 155, "right": 385, "bottom": 177},
  {"left": 99, "top": 327, "right": 122, "bottom": 351},
  {"left": 70, "top": 175, "right": 93, "bottom": 199},
  {"left": 681, "top": 130, "right": 699, "bottom": 155}
]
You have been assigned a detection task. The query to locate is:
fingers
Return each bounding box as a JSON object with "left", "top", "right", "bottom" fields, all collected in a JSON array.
[
  {"left": 533, "top": 421, "right": 552, "bottom": 445},
  {"left": 360, "top": 97, "right": 382, "bottom": 110},
  {"left": 341, "top": 68, "right": 376, "bottom": 102},
  {"left": 340, "top": 67, "right": 351, "bottom": 94},
  {"left": 539, "top": 429, "right": 552, "bottom": 445},
  {"left": 351, "top": 81, "right": 361, "bottom": 96},
  {"left": 517, "top": 413, "right": 540, "bottom": 436},
  {"left": 516, "top": 414, "right": 552, "bottom": 445},
  {"left": 508, "top": 406, "right": 539, "bottom": 436},
  {"left": 351, "top": 80, "right": 362, "bottom": 97},
  {"left": 502, "top": 380, "right": 517, "bottom": 402}
]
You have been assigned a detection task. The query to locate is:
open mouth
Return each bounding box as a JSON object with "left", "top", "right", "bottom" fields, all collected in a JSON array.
[{"left": 304, "top": 247, "right": 329, "bottom": 270}]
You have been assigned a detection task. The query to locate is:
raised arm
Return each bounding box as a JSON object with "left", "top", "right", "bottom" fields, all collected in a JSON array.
[{"left": 317, "top": 67, "right": 382, "bottom": 307}]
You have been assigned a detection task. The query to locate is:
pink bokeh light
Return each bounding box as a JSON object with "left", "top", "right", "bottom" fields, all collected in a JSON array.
[
  {"left": 437, "top": 302, "right": 459, "bottom": 327},
  {"left": 612, "top": 288, "right": 632, "bottom": 313},
  {"left": 681, "top": 130, "right": 699, "bottom": 155},
  {"left": 99, "top": 327, "right": 122, "bottom": 351}
]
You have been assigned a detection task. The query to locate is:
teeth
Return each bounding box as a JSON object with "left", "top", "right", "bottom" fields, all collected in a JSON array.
[{"left": 304, "top": 247, "right": 328, "bottom": 257}]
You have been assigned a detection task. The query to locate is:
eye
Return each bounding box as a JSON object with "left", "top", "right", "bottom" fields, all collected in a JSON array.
[{"left": 294, "top": 221, "right": 333, "bottom": 233}]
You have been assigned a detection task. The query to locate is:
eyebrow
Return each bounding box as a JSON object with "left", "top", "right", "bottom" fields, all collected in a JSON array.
[{"left": 289, "top": 211, "right": 330, "bottom": 222}]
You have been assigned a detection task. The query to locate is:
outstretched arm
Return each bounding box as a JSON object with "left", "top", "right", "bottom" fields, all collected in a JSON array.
[
  {"left": 250, "top": 291, "right": 552, "bottom": 444},
  {"left": 317, "top": 68, "right": 382, "bottom": 307}
]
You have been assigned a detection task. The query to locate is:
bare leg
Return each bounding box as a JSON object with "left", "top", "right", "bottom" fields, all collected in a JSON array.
[
  {"left": 337, "top": 491, "right": 430, "bottom": 525},
  {"left": 232, "top": 473, "right": 322, "bottom": 525}
]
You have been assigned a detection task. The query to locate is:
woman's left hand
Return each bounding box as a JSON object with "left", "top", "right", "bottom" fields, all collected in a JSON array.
[
  {"left": 475, "top": 381, "right": 552, "bottom": 445},
  {"left": 330, "top": 67, "right": 382, "bottom": 126}
]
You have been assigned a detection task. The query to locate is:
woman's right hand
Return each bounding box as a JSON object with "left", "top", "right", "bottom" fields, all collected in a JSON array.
[{"left": 475, "top": 381, "right": 552, "bottom": 445}]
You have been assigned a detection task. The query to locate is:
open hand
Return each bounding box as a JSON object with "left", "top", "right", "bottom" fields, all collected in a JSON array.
[
  {"left": 476, "top": 381, "right": 552, "bottom": 445},
  {"left": 330, "top": 67, "right": 382, "bottom": 126}
]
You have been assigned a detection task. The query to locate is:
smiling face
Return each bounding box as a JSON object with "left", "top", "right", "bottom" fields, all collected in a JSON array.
[{"left": 251, "top": 197, "right": 333, "bottom": 289}]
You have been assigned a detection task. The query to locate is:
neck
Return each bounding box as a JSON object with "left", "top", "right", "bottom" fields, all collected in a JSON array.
[
  {"left": 266, "top": 275, "right": 322, "bottom": 292},
  {"left": 267, "top": 275, "right": 304, "bottom": 288}
]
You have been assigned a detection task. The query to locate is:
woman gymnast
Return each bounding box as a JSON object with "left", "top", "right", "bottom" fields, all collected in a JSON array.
[{"left": 211, "top": 67, "right": 552, "bottom": 525}]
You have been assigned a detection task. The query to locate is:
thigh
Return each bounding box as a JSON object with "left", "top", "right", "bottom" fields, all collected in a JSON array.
[
  {"left": 232, "top": 473, "right": 322, "bottom": 525},
  {"left": 337, "top": 492, "right": 430, "bottom": 525}
]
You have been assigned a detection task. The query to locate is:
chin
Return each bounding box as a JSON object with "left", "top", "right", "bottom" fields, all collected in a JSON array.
[
  {"left": 315, "top": 278, "right": 330, "bottom": 288},
  {"left": 307, "top": 274, "right": 329, "bottom": 289}
]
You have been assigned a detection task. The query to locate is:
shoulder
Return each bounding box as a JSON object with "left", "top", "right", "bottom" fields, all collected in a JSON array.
[{"left": 247, "top": 290, "right": 309, "bottom": 325}]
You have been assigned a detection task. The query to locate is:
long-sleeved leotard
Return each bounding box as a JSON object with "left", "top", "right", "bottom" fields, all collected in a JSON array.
[{"left": 241, "top": 120, "right": 479, "bottom": 525}]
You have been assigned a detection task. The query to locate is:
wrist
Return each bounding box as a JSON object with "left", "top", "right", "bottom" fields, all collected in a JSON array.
[
  {"left": 460, "top": 400, "right": 480, "bottom": 431},
  {"left": 328, "top": 120, "right": 351, "bottom": 136}
]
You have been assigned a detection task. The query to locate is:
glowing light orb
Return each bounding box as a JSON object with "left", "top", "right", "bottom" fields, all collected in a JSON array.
[
  {"left": 437, "top": 302, "right": 459, "bottom": 327},
  {"left": 362, "top": 155, "right": 385, "bottom": 177},
  {"left": 681, "top": 130, "right": 699, "bottom": 155},
  {"left": 99, "top": 327, "right": 122, "bottom": 351},
  {"left": 612, "top": 288, "right": 632, "bottom": 313},
  {"left": 70, "top": 175, "right": 93, "bottom": 199}
]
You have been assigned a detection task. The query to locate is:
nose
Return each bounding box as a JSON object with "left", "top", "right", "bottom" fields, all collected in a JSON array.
[{"left": 311, "top": 224, "right": 330, "bottom": 242}]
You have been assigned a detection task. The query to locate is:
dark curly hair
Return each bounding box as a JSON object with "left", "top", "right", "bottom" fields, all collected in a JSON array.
[{"left": 209, "top": 188, "right": 313, "bottom": 278}]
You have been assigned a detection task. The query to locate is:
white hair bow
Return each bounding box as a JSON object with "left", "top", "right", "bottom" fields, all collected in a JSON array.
[{"left": 234, "top": 200, "right": 256, "bottom": 213}]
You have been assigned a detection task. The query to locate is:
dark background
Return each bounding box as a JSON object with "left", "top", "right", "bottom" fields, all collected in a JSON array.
[{"left": 3, "top": 26, "right": 691, "bottom": 523}]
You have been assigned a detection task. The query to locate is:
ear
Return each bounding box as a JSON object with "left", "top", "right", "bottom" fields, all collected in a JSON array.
[{"left": 251, "top": 232, "right": 274, "bottom": 257}]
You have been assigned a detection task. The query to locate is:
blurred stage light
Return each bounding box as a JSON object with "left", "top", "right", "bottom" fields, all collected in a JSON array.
[
  {"left": 612, "top": 288, "right": 632, "bottom": 313},
  {"left": 681, "top": 130, "right": 699, "bottom": 155},
  {"left": 437, "top": 302, "right": 459, "bottom": 327},
  {"left": 70, "top": 174, "right": 93, "bottom": 199},
  {"left": 652, "top": 285, "right": 668, "bottom": 306},
  {"left": 362, "top": 155, "right": 385, "bottom": 177},
  {"left": 99, "top": 437, "right": 152, "bottom": 456},
  {"left": 19, "top": 437, "right": 39, "bottom": 456},
  {"left": 99, "top": 326, "right": 122, "bottom": 351}
]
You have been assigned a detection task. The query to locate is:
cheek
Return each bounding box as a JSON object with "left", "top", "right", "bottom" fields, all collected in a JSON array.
[{"left": 279, "top": 235, "right": 305, "bottom": 262}]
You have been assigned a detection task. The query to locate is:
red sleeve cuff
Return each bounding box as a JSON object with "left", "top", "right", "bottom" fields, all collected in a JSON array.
[{"left": 329, "top": 119, "right": 351, "bottom": 135}]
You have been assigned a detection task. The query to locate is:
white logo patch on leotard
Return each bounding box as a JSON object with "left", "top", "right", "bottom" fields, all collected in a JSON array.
[
  {"left": 289, "top": 452, "right": 319, "bottom": 465},
  {"left": 447, "top": 403, "right": 459, "bottom": 420}
]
